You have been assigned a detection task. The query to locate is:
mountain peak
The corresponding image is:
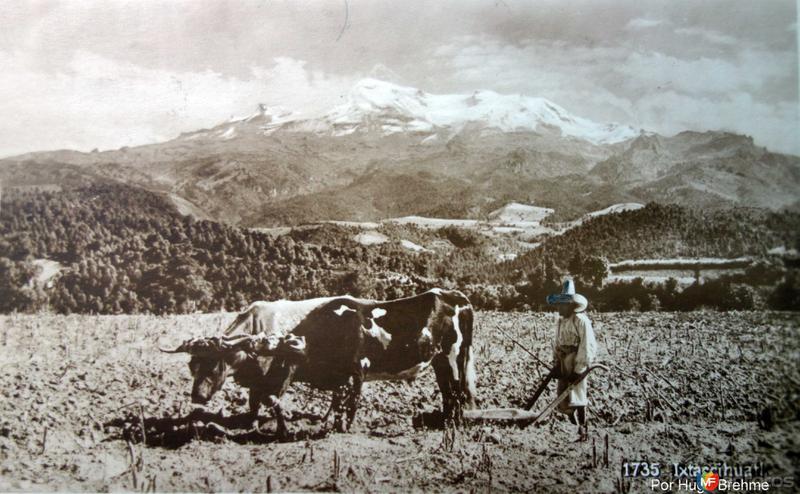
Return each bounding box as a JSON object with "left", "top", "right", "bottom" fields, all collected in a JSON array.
[
  {"left": 321, "top": 78, "right": 638, "bottom": 144},
  {"left": 181, "top": 78, "right": 638, "bottom": 145},
  {"left": 352, "top": 78, "right": 416, "bottom": 94},
  {"left": 244, "top": 103, "right": 273, "bottom": 124}
]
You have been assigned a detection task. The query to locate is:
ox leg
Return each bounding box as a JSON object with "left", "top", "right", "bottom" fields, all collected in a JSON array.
[
  {"left": 456, "top": 309, "right": 477, "bottom": 410},
  {"left": 344, "top": 375, "right": 363, "bottom": 432},
  {"left": 262, "top": 359, "right": 298, "bottom": 440},
  {"left": 432, "top": 354, "right": 462, "bottom": 427},
  {"left": 246, "top": 387, "right": 265, "bottom": 433},
  {"left": 248, "top": 387, "right": 264, "bottom": 419},
  {"left": 266, "top": 395, "right": 289, "bottom": 440},
  {"left": 328, "top": 375, "right": 361, "bottom": 433},
  {"left": 322, "top": 389, "right": 340, "bottom": 425},
  {"left": 331, "top": 386, "right": 347, "bottom": 432}
]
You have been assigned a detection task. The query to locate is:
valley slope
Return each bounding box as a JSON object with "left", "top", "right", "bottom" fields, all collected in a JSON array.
[{"left": 2, "top": 79, "right": 797, "bottom": 227}]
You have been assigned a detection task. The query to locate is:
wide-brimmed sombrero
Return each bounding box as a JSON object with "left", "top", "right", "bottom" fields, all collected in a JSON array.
[{"left": 546, "top": 279, "right": 588, "bottom": 312}]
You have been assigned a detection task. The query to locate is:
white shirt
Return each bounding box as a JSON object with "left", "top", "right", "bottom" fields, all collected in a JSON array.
[{"left": 553, "top": 312, "right": 597, "bottom": 372}]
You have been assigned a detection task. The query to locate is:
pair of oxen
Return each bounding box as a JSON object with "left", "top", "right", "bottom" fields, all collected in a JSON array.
[{"left": 160, "top": 289, "right": 478, "bottom": 437}]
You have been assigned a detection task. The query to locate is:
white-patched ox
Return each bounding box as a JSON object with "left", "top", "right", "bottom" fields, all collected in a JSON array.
[{"left": 171, "top": 289, "right": 477, "bottom": 433}]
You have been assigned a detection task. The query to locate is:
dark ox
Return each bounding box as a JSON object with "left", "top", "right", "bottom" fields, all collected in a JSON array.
[
  {"left": 160, "top": 332, "right": 309, "bottom": 434},
  {"left": 177, "top": 289, "right": 477, "bottom": 432},
  {"left": 179, "top": 296, "right": 335, "bottom": 414}
]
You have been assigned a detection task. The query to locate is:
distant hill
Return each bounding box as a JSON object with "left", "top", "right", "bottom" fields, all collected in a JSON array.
[
  {"left": 498, "top": 203, "right": 800, "bottom": 282},
  {"left": 1, "top": 79, "right": 798, "bottom": 227},
  {"left": 0, "top": 184, "right": 436, "bottom": 314},
  {"left": 1, "top": 185, "right": 797, "bottom": 314}
]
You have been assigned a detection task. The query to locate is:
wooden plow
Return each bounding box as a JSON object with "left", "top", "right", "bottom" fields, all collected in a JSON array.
[{"left": 464, "top": 363, "right": 609, "bottom": 426}]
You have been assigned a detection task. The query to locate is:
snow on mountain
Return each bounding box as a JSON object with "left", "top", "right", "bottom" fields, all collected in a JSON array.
[
  {"left": 180, "top": 103, "right": 295, "bottom": 141},
  {"left": 224, "top": 103, "right": 296, "bottom": 129},
  {"left": 322, "top": 79, "right": 638, "bottom": 144},
  {"left": 196, "top": 79, "right": 638, "bottom": 145}
]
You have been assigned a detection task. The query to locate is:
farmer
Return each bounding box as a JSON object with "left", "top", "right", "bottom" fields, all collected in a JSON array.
[{"left": 550, "top": 279, "right": 597, "bottom": 440}]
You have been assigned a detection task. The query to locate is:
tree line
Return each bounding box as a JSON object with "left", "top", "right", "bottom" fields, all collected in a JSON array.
[{"left": 1, "top": 184, "right": 797, "bottom": 314}]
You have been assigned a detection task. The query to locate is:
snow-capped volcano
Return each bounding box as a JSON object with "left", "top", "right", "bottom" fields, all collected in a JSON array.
[
  {"left": 321, "top": 79, "right": 638, "bottom": 144},
  {"left": 191, "top": 78, "right": 638, "bottom": 145},
  {"left": 180, "top": 103, "right": 295, "bottom": 141},
  {"left": 3, "top": 75, "right": 798, "bottom": 228}
]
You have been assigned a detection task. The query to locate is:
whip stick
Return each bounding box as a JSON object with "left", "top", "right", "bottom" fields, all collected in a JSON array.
[
  {"left": 491, "top": 324, "right": 555, "bottom": 410},
  {"left": 492, "top": 324, "right": 552, "bottom": 371}
]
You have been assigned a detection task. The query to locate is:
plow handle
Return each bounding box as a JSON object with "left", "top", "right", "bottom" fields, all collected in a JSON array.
[
  {"left": 524, "top": 368, "right": 556, "bottom": 410},
  {"left": 522, "top": 363, "right": 610, "bottom": 428}
]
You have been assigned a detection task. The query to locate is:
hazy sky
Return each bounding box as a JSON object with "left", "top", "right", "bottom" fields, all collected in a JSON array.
[{"left": 1, "top": 0, "right": 797, "bottom": 157}]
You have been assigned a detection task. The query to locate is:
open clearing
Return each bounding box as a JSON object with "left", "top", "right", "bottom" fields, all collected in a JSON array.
[{"left": 0, "top": 311, "right": 798, "bottom": 492}]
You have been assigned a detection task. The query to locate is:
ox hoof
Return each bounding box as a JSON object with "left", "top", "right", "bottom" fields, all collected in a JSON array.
[
  {"left": 276, "top": 427, "right": 294, "bottom": 442},
  {"left": 413, "top": 409, "right": 445, "bottom": 430},
  {"left": 333, "top": 419, "right": 347, "bottom": 434}
]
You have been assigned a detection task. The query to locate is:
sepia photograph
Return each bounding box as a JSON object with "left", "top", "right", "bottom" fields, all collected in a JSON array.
[{"left": 0, "top": 1, "right": 798, "bottom": 492}]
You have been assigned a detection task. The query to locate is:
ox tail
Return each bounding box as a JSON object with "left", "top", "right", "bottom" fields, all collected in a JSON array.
[{"left": 458, "top": 306, "right": 478, "bottom": 409}]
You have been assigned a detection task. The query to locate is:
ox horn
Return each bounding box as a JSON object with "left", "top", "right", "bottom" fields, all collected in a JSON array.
[
  {"left": 159, "top": 343, "right": 188, "bottom": 353},
  {"left": 158, "top": 337, "right": 206, "bottom": 354}
]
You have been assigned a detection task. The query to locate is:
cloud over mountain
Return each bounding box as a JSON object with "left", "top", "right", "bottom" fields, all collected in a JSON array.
[
  {"left": 0, "top": 1, "right": 796, "bottom": 157},
  {"left": 2, "top": 78, "right": 797, "bottom": 229}
]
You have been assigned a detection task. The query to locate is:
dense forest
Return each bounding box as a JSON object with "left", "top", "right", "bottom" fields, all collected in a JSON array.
[
  {"left": 507, "top": 204, "right": 798, "bottom": 270},
  {"left": 1, "top": 184, "right": 798, "bottom": 314}
]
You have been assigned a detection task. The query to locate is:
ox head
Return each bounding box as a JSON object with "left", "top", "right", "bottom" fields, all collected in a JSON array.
[{"left": 159, "top": 333, "right": 307, "bottom": 405}]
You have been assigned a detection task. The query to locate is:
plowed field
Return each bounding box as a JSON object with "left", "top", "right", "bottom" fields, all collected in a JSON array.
[{"left": 0, "top": 311, "right": 798, "bottom": 492}]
